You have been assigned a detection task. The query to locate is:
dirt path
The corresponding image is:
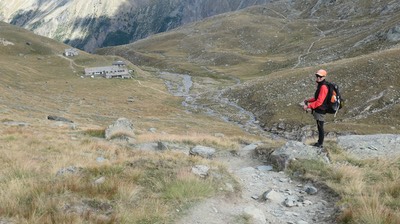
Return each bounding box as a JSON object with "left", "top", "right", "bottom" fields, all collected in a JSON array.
[
  {"left": 177, "top": 144, "right": 338, "bottom": 224},
  {"left": 158, "top": 70, "right": 338, "bottom": 224},
  {"left": 292, "top": 25, "right": 326, "bottom": 69}
]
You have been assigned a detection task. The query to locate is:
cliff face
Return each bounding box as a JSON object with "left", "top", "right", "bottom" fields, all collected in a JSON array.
[{"left": 0, "top": 0, "right": 269, "bottom": 52}]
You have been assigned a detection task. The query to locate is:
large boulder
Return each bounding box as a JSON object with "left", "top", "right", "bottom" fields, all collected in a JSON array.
[
  {"left": 189, "top": 145, "right": 216, "bottom": 159},
  {"left": 269, "top": 141, "right": 329, "bottom": 171},
  {"left": 105, "top": 118, "right": 135, "bottom": 141},
  {"left": 337, "top": 134, "right": 400, "bottom": 159}
]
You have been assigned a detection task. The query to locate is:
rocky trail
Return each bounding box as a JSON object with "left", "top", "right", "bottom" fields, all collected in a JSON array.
[
  {"left": 177, "top": 143, "right": 338, "bottom": 224},
  {"left": 175, "top": 135, "right": 400, "bottom": 224},
  {"left": 157, "top": 71, "right": 400, "bottom": 224},
  {"left": 157, "top": 72, "right": 338, "bottom": 223}
]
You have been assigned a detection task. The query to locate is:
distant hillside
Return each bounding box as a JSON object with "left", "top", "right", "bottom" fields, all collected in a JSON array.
[
  {"left": 0, "top": 21, "right": 247, "bottom": 136},
  {"left": 0, "top": 0, "right": 269, "bottom": 52},
  {"left": 97, "top": 2, "right": 400, "bottom": 136}
]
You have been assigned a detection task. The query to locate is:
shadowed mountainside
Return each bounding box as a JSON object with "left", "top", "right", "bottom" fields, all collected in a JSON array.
[{"left": 0, "top": 0, "right": 270, "bottom": 52}]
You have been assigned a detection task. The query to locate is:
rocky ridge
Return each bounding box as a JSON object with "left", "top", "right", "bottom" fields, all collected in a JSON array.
[
  {"left": 4, "top": 0, "right": 400, "bottom": 53},
  {"left": 0, "top": 0, "right": 270, "bottom": 52}
]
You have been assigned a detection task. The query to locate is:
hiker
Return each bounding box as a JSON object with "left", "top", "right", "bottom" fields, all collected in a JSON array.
[{"left": 303, "top": 69, "right": 329, "bottom": 148}]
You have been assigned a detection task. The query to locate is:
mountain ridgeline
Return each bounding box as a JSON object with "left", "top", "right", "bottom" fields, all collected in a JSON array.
[{"left": 0, "top": 0, "right": 270, "bottom": 52}]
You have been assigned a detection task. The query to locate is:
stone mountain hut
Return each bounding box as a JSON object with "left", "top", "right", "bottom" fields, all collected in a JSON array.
[{"left": 84, "top": 61, "right": 132, "bottom": 79}]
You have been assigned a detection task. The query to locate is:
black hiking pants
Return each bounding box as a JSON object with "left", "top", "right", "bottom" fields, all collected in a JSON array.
[
  {"left": 312, "top": 111, "right": 325, "bottom": 146},
  {"left": 316, "top": 120, "right": 324, "bottom": 145}
]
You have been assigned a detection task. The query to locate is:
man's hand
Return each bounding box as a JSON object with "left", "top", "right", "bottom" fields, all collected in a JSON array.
[{"left": 303, "top": 105, "right": 308, "bottom": 111}]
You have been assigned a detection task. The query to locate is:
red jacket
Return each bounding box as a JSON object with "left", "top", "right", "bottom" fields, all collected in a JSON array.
[{"left": 307, "top": 84, "right": 328, "bottom": 110}]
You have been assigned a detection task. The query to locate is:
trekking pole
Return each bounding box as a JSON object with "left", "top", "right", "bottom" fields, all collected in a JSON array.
[
  {"left": 334, "top": 99, "right": 340, "bottom": 118},
  {"left": 300, "top": 104, "right": 311, "bottom": 143},
  {"left": 300, "top": 101, "right": 307, "bottom": 122}
]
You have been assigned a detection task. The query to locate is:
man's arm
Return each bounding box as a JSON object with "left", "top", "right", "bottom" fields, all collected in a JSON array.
[{"left": 307, "top": 85, "right": 328, "bottom": 109}]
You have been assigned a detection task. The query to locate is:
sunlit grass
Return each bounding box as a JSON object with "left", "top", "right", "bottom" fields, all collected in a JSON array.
[
  {"left": 286, "top": 142, "right": 400, "bottom": 224},
  {"left": 136, "top": 132, "right": 263, "bottom": 151},
  {"left": 0, "top": 125, "right": 237, "bottom": 223},
  {"left": 83, "top": 129, "right": 106, "bottom": 138},
  {"left": 163, "top": 170, "right": 215, "bottom": 202}
]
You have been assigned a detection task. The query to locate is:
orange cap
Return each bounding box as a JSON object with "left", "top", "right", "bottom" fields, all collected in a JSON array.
[{"left": 315, "top": 69, "right": 327, "bottom": 77}]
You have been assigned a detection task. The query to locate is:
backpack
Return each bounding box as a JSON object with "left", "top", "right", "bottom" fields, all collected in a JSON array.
[{"left": 325, "top": 82, "right": 343, "bottom": 116}]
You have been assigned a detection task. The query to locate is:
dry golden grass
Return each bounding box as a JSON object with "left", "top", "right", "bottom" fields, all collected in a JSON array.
[
  {"left": 0, "top": 123, "right": 240, "bottom": 223},
  {"left": 135, "top": 132, "right": 263, "bottom": 150},
  {"left": 0, "top": 21, "right": 254, "bottom": 139},
  {"left": 328, "top": 164, "right": 365, "bottom": 196},
  {"left": 0, "top": 21, "right": 261, "bottom": 222},
  {"left": 2, "top": 4, "right": 400, "bottom": 221},
  {"left": 287, "top": 142, "right": 400, "bottom": 224}
]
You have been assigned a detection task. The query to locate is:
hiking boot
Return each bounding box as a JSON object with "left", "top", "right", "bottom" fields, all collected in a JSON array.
[{"left": 312, "top": 143, "right": 323, "bottom": 148}]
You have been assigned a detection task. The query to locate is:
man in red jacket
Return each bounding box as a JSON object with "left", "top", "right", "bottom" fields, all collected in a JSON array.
[{"left": 303, "top": 69, "right": 329, "bottom": 148}]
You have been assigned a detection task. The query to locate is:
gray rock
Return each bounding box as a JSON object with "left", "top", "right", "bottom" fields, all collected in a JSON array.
[
  {"left": 284, "top": 195, "right": 299, "bottom": 207},
  {"left": 3, "top": 121, "right": 29, "bottom": 126},
  {"left": 242, "top": 143, "right": 259, "bottom": 151},
  {"left": 56, "top": 166, "right": 81, "bottom": 176},
  {"left": 297, "top": 221, "right": 309, "bottom": 224},
  {"left": 303, "top": 200, "right": 313, "bottom": 206},
  {"left": 243, "top": 206, "right": 267, "bottom": 224},
  {"left": 269, "top": 141, "right": 328, "bottom": 171},
  {"left": 262, "top": 189, "right": 285, "bottom": 203},
  {"left": 148, "top": 127, "right": 157, "bottom": 133},
  {"left": 214, "top": 133, "right": 225, "bottom": 138},
  {"left": 105, "top": 118, "right": 135, "bottom": 140},
  {"left": 47, "top": 115, "right": 73, "bottom": 123},
  {"left": 257, "top": 165, "right": 273, "bottom": 172},
  {"left": 305, "top": 185, "right": 318, "bottom": 195},
  {"left": 191, "top": 165, "right": 209, "bottom": 178},
  {"left": 337, "top": 134, "right": 400, "bottom": 159},
  {"left": 224, "top": 183, "right": 235, "bottom": 192},
  {"left": 387, "top": 25, "right": 400, "bottom": 42},
  {"left": 189, "top": 145, "right": 216, "bottom": 159},
  {"left": 94, "top": 176, "right": 106, "bottom": 185},
  {"left": 96, "top": 157, "right": 106, "bottom": 163},
  {"left": 157, "top": 141, "right": 169, "bottom": 150}
]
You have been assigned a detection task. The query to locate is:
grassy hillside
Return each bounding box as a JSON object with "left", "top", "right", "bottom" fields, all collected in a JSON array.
[
  {"left": 0, "top": 21, "right": 259, "bottom": 223},
  {"left": 0, "top": 21, "right": 251, "bottom": 136},
  {"left": 0, "top": 1, "right": 399, "bottom": 222},
  {"left": 97, "top": 4, "right": 400, "bottom": 135},
  {"left": 226, "top": 49, "right": 400, "bottom": 134}
]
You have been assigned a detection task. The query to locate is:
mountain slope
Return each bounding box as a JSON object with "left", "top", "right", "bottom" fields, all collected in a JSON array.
[
  {"left": 97, "top": 3, "right": 400, "bottom": 136},
  {"left": 0, "top": 0, "right": 270, "bottom": 52},
  {"left": 0, "top": 21, "right": 248, "bottom": 137},
  {"left": 0, "top": 22, "right": 263, "bottom": 223}
]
